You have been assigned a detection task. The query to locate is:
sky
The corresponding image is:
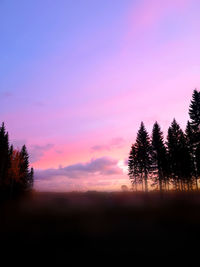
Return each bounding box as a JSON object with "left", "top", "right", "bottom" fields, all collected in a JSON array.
[{"left": 1, "top": 0, "right": 200, "bottom": 191}]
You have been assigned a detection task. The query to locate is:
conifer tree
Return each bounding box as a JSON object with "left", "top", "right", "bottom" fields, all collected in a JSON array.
[
  {"left": 20, "top": 145, "right": 30, "bottom": 191},
  {"left": 179, "top": 130, "right": 193, "bottom": 189},
  {"left": 185, "top": 121, "right": 196, "bottom": 188},
  {"left": 135, "top": 122, "right": 152, "bottom": 192},
  {"left": 0, "top": 123, "right": 34, "bottom": 198},
  {"left": 167, "top": 119, "right": 192, "bottom": 190},
  {"left": 189, "top": 89, "right": 200, "bottom": 132},
  {"left": 0, "top": 122, "right": 10, "bottom": 193},
  {"left": 185, "top": 121, "right": 195, "bottom": 156},
  {"left": 151, "top": 122, "right": 168, "bottom": 191},
  {"left": 128, "top": 143, "right": 140, "bottom": 190},
  {"left": 188, "top": 89, "right": 200, "bottom": 188}
]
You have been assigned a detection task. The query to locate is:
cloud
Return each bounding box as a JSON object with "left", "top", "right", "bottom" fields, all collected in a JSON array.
[
  {"left": 29, "top": 143, "right": 54, "bottom": 162},
  {"left": 35, "top": 157, "right": 123, "bottom": 181},
  {"left": 91, "top": 137, "right": 125, "bottom": 152}
]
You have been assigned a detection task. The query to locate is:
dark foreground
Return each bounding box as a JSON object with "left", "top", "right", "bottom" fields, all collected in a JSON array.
[{"left": 1, "top": 191, "right": 200, "bottom": 264}]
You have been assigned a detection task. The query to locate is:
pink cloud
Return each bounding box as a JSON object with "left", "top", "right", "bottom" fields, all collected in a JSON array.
[
  {"left": 34, "top": 157, "right": 128, "bottom": 192},
  {"left": 35, "top": 157, "right": 123, "bottom": 180}
]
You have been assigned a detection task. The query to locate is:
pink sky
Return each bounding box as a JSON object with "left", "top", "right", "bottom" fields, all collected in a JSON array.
[{"left": 1, "top": 0, "right": 200, "bottom": 191}]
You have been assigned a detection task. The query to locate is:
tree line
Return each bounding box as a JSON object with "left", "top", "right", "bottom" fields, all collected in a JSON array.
[
  {"left": 0, "top": 123, "right": 34, "bottom": 199},
  {"left": 128, "top": 89, "right": 200, "bottom": 192}
]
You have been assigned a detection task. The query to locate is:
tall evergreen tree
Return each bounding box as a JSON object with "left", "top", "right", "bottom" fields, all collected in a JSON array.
[
  {"left": 179, "top": 130, "right": 193, "bottom": 189},
  {"left": 135, "top": 122, "right": 152, "bottom": 192},
  {"left": 189, "top": 89, "right": 200, "bottom": 132},
  {"left": 20, "top": 145, "right": 30, "bottom": 191},
  {"left": 128, "top": 143, "right": 140, "bottom": 190},
  {"left": 0, "top": 122, "right": 10, "bottom": 193},
  {"left": 167, "top": 119, "right": 192, "bottom": 190},
  {"left": 185, "top": 121, "right": 196, "bottom": 188},
  {"left": 188, "top": 89, "right": 200, "bottom": 188},
  {"left": 151, "top": 122, "right": 168, "bottom": 191}
]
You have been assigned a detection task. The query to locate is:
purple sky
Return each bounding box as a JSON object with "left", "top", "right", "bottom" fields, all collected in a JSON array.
[{"left": 1, "top": 0, "right": 200, "bottom": 191}]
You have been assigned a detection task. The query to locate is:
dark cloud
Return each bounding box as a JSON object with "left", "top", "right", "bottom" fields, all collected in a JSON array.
[
  {"left": 29, "top": 144, "right": 54, "bottom": 162},
  {"left": 91, "top": 137, "right": 125, "bottom": 151},
  {"left": 35, "top": 157, "right": 123, "bottom": 181}
]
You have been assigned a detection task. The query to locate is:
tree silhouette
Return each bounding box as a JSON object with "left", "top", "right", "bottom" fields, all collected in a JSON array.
[
  {"left": 151, "top": 122, "right": 168, "bottom": 191},
  {"left": 188, "top": 89, "right": 200, "bottom": 188},
  {"left": 167, "top": 119, "right": 193, "bottom": 190},
  {"left": 189, "top": 89, "right": 200, "bottom": 132},
  {"left": 134, "top": 122, "right": 152, "bottom": 192},
  {"left": 0, "top": 123, "right": 10, "bottom": 195},
  {"left": 0, "top": 123, "right": 34, "bottom": 199},
  {"left": 128, "top": 90, "right": 200, "bottom": 192},
  {"left": 128, "top": 143, "right": 140, "bottom": 191}
]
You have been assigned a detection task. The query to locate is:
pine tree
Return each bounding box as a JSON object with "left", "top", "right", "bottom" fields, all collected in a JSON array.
[
  {"left": 167, "top": 119, "right": 192, "bottom": 190},
  {"left": 167, "top": 120, "right": 181, "bottom": 189},
  {"left": 0, "top": 122, "right": 10, "bottom": 193},
  {"left": 135, "top": 122, "right": 152, "bottom": 192},
  {"left": 188, "top": 89, "right": 200, "bottom": 188},
  {"left": 128, "top": 143, "right": 140, "bottom": 191},
  {"left": 179, "top": 130, "right": 193, "bottom": 190},
  {"left": 151, "top": 122, "right": 168, "bottom": 191},
  {"left": 19, "top": 145, "right": 30, "bottom": 191},
  {"left": 189, "top": 89, "right": 200, "bottom": 132},
  {"left": 185, "top": 121, "right": 196, "bottom": 188}
]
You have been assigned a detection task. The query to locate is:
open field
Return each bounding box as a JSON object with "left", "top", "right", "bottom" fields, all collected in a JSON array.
[{"left": 1, "top": 191, "right": 200, "bottom": 264}]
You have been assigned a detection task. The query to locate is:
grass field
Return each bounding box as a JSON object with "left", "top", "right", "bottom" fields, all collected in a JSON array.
[{"left": 1, "top": 191, "right": 200, "bottom": 264}]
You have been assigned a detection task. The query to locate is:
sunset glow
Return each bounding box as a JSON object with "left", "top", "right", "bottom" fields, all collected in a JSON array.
[{"left": 1, "top": 0, "right": 200, "bottom": 191}]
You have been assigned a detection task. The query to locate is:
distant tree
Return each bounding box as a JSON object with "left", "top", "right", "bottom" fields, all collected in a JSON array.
[
  {"left": 151, "top": 122, "right": 168, "bottom": 191},
  {"left": 20, "top": 145, "right": 31, "bottom": 192},
  {"left": 185, "top": 121, "right": 195, "bottom": 156},
  {"left": 188, "top": 89, "right": 200, "bottom": 188},
  {"left": 135, "top": 122, "right": 152, "bottom": 192},
  {"left": 0, "top": 123, "right": 34, "bottom": 199},
  {"left": 28, "top": 167, "right": 34, "bottom": 190},
  {"left": 8, "top": 149, "right": 22, "bottom": 196},
  {"left": 179, "top": 130, "right": 193, "bottom": 190},
  {"left": 185, "top": 121, "right": 196, "bottom": 189},
  {"left": 128, "top": 143, "right": 140, "bottom": 191},
  {"left": 189, "top": 89, "right": 200, "bottom": 133},
  {"left": 167, "top": 119, "right": 192, "bottom": 190},
  {"left": 0, "top": 122, "right": 10, "bottom": 194}
]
